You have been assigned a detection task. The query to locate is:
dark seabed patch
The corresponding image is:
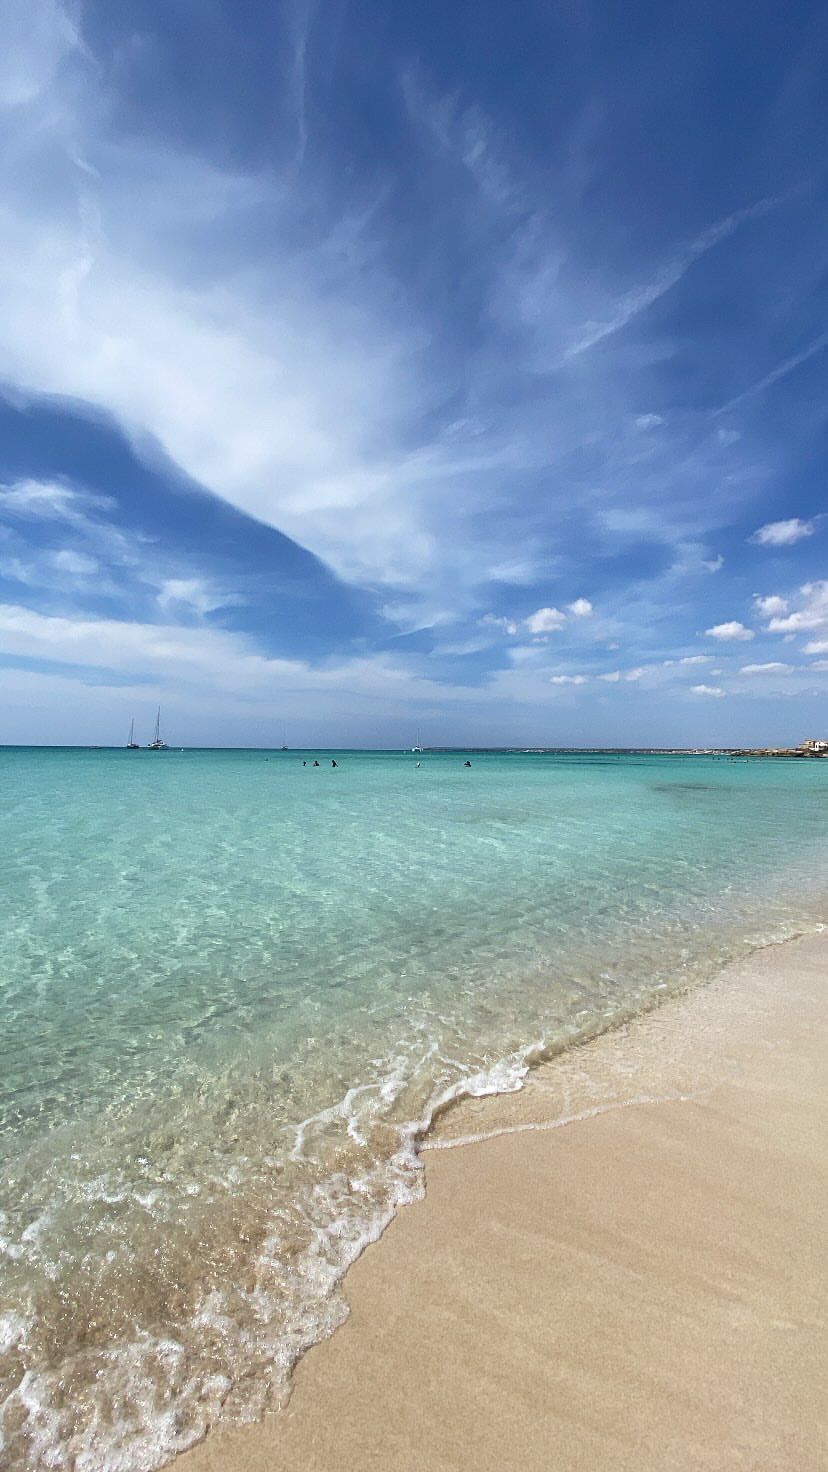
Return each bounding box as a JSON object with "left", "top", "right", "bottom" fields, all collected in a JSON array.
[{"left": 653, "top": 783, "right": 730, "bottom": 795}]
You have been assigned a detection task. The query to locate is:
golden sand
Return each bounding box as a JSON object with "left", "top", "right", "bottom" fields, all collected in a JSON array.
[{"left": 180, "top": 931, "right": 828, "bottom": 1471}]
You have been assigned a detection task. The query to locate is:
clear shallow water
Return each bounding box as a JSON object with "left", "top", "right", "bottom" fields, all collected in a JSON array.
[{"left": 1, "top": 747, "right": 827, "bottom": 1469}]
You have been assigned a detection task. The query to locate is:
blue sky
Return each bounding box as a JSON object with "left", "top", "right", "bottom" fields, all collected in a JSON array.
[{"left": 0, "top": 0, "right": 826, "bottom": 746}]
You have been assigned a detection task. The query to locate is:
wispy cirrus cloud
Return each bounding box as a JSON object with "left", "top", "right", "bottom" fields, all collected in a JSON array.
[
  {"left": 156, "top": 579, "right": 241, "bottom": 617},
  {"left": 559, "top": 195, "right": 782, "bottom": 364},
  {"left": 0, "top": 478, "right": 111, "bottom": 525},
  {"left": 717, "top": 331, "right": 828, "bottom": 415}
]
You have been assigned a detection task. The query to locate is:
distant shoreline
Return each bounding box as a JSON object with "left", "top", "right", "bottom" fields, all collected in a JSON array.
[{"left": 0, "top": 743, "right": 825, "bottom": 757}]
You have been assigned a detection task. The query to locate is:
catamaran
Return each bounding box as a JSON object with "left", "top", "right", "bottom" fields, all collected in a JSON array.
[
  {"left": 126, "top": 718, "right": 140, "bottom": 750},
  {"left": 147, "top": 707, "right": 168, "bottom": 751},
  {"left": 410, "top": 728, "right": 424, "bottom": 753}
]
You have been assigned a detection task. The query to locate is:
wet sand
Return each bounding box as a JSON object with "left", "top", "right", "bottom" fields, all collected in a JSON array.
[{"left": 180, "top": 930, "right": 828, "bottom": 1472}]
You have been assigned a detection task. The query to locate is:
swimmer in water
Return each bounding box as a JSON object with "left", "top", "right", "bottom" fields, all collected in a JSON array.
[
  {"left": 463, "top": 759, "right": 471, "bottom": 767},
  {"left": 331, "top": 759, "right": 337, "bottom": 767},
  {"left": 313, "top": 759, "right": 320, "bottom": 767}
]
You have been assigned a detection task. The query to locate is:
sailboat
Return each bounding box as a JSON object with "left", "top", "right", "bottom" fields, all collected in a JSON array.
[
  {"left": 410, "top": 728, "right": 424, "bottom": 753},
  {"left": 147, "top": 707, "right": 168, "bottom": 751},
  {"left": 126, "top": 718, "right": 140, "bottom": 750}
]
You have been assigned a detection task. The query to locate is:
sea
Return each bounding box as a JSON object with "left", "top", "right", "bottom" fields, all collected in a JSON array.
[{"left": 1, "top": 746, "right": 826, "bottom": 1470}]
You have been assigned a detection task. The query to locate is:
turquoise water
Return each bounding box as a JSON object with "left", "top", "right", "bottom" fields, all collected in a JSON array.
[{"left": 1, "top": 747, "right": 827, "bottom": 1469}]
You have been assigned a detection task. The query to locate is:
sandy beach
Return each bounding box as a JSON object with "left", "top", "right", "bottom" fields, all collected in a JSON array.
[{"left": 179, "top": 928, "right": 828, "bottom": 1472}]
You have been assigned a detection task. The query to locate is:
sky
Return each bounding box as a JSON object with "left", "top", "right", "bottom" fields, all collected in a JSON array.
[{"left": 0, "top": 0, "right": 826, "bottom": 747}]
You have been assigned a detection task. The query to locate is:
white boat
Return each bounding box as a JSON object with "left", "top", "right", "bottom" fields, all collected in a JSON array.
[
  {"left": 410, "top": 727, "right": 424, "bottom": 753},
  {"left": 147, "top": 707, "right": 168, "bottom": 751},
  {"left": 126, "top": 718, "right": 140, "bottom": 750}
]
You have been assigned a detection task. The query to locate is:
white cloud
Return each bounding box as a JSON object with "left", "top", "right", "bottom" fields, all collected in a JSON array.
[
  {"left": 809, "top": 660, "right": 828, "bottom": 671},
  {"left": 599, "top": 667, "right": 646, "bottom": 683},
  {"left": 692, "top": 684, "right": 725, "bottom": 697},
  {"left": 380, "top": 600, "right": 456, "bottom": 634},
  {"left": 753, "top": 594, "right": 788, "bottom": 617},
  {"left": 482, "top": 599, "right": 588, "bottom": 639},
  {"left": 485, "top": 557, "right": 542, "bottom": 586},
  {"left": 678, "top": 654, "right": 712, "bottom": 665},
  {"left": 52, "top": 549, "right": 98, "bottom": 576},
  {"left": 749, "top": 517, "right": 815, "bottom": 547},
  {"left": 0, "top": 556, "right": 37, "bottom": 585},
  {"left": 634, "top": 414, "right": 663, "bottom": 430},
  {"left": 0, "top": 51, "right": 458, "bottom": 602},
  {"left": 4, "top": 610, "right": 610, "bottom": 743},
  {"left": 0, "top": 542, "right": 101, "bottom": 588},
  {"left": 524, "top": 605, "right": 566, "bottom": 634},
  {"left": 507, "top": 644, "right": 541, "bottom": 665},
  {"left": 156, "top": 578, "right": 237, "bottom": 616},
  {"left": 767, "top": 582, "right": 828, "bottom": 634},
  {"left": 549, "top": 673, "right": 587, "bottom": 685},
  {"left": 0, "top": 602, "right": 265, "bottom": 681},
  {"left": 804, "top": 639, "right": 828, "bottom": 655},
  {"left": 0, "top": 478, "right": 110, "bottom": 525},
  {"left": 716, "top": 427, "right": 741, "bottom": 445},
  {"left": 479, "top": 613, "right": 519, "bottom": 636},
  {"left": 739, "top": 662, "right": 792, "bottom": 675},
  {"left": 704, "top": 621, "right": 754, "bottom": 641},
  {"left": 770, "top": 613, "right": 818, "bottom": 633},
  {"left": 0, "top": 602, "right": 491, "bottom": 718},
  {"left": 665, "top": 541, "right": 728, "bottom": 581}
]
